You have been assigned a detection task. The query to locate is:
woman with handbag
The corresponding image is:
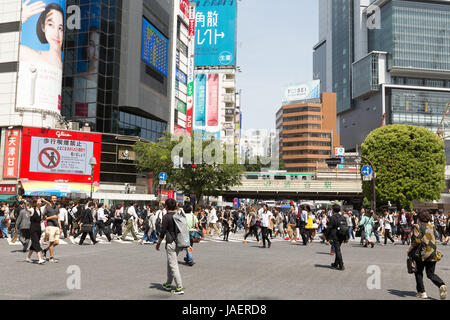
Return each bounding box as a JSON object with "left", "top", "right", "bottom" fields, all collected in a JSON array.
[
  {"left": 408, "top": 211, "right": 447, "bottom": 300},
  {"left": 26, "top": 199, "right": 46, "bottom": 264}
]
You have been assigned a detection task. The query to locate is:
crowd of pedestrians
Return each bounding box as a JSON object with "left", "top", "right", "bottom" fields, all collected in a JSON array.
[{"left": 1, "top": 197, "right": 449, "bottom": 298}]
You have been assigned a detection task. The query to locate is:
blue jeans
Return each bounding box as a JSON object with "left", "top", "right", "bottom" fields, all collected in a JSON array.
[
  {"left": 185, "top": 248, "right": 193, "bottom": 262},
  {"left": 0, "top": 216, "right": 8, "bottom": 237},
  {"left": 141, "top": 232, "right": 149, "bottom": 242},
  {"left": 373, "top": 229, "right": 380, "bottom": 243},
  {"left": 348, "top": 226, "right": 355, "bottom": 240},
  {"left": 149, "top": 230, "right": 158, "bottom": 242}
]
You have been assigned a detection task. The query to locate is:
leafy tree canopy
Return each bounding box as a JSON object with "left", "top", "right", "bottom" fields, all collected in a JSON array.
[{"left": 361, "top": 124, "right": 445, "bottom": 210}]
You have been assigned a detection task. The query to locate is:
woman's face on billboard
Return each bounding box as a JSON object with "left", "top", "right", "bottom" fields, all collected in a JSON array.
[
  {"left": 88, "top": 31, "right": 100, "bottom": 62},
  {"left": 43, "top": 9, "right": 63, "bottom": 51}
]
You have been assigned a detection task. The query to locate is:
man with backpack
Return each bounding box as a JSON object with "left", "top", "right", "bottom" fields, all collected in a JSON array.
[
  {"left": 326, "top": 204, "right": 348, "bottom": 271},
  {"left": 120, "top": 203, "right": 139, "bottom": 242},
  {"left": 156, "top": 198, "right": 192, "bottom": 295}
]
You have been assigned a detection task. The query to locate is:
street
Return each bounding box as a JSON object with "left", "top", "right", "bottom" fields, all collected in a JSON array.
[{"left": 1, "top": 230, "right": 449, "bottom": 300}]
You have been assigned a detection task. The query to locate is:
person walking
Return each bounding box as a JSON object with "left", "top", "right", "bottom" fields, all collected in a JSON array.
[
  {"left": 120, "top": 204, "right": 139, "bottom": 242},
  {"left": 41, "top": 195, "right": 62, "bottom": 263},
  {"left": 15, "top": 201, "right": 31, "bottom": 253},
  {"left": 326, "top": 204, "right": 347, "bottom": 271},
  {"left": 71, "top": 202, "right": 98, "bottom": 245},
  {"left": 184, "top": 204, "right": 199, "bottom": 266},
  {"left": 25, "top": 200, "right": 46, "bottom": 264},
  {"left": 286, "top": 204, "right": 298, "bottom": 243},
  {"left": 58, "top": 203, "right": 69, "bottom": 239},
  {"left": 156, "top": 199, "right": 191, "bottom": 295},
  {"left": 95, "top": 203, "right": 111, "bottom": 242},
  {"left": 260, "top": 204, "right": 273, "bottom": 248},
  {"left": 112, "top": 204, "right": 123, "bottom": 237},
  {"left": 0, "top": 202, "right": 9, "bottom": 239},
  {"left": 382, "top": 210, "right": 396, "bottom": 245},
  {"left": 221, "top": 206, "right": 233, "bottom": 241},
  {"left": 408, "top": 211, "right": 447, "bottom": 300},
  {"left": 207, "top": 205, "right": 221, "bottom": 238},
  {"left": 242, "top": 207, "right": 259, "bottom": 244},
  {"left": 359, "top": 210, "right": 375, "bottom": 248}
]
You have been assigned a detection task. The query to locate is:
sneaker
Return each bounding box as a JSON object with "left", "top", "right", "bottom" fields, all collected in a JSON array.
[
  {"left": 291, "top": 240, "right": 296, "bottom": 244},
  {"left": 331, "top": 263, "right": 338, "bottom": 269},
  {"left": 338, "top": 266, "right": 345, "bottom": 271},
  {"left": 49, "top": 257, "right": 59, "bottom": 263},
  {"left": 416, "top": 292, "right": 428, "bottom": 299},
  {"left": 162, "top": 283, "right": 172, "bottom": 291},
  {"left": 69, "top": 236, "right": 75, "bottom": 244},
  {"left": 25, "top": 257, "right": 32, "bottom": 263},
  {"left": 171, "top": 287, "right": 184, "bottom": 295},
  {"left": 440, "top": 285, "right": 447, "bottom": 300},
  {"left": 284, "top": 237, "right": 290, "bottom": 240},
  {"left": 187, "top": 261, "right": 195, "bottom": 266},
  {"left": 37, "top": 259, "right": 46, "bottom": 265}
]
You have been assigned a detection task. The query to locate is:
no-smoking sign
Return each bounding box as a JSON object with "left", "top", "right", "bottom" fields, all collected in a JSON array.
[{"left": 38, "top": 147, "right": 61, "bottom": 169}]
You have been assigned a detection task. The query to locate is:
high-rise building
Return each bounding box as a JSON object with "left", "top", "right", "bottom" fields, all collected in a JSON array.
[
  {"left": 276, "top": 92, "right": 340, "bottom": 173},
  {"left": 313, "top": 0, "right": 450, "bottom": 152}
]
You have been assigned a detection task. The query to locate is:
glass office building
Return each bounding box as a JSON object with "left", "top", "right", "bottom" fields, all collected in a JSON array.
[{"left": 62, "top": 0, "right": 168, "bottom": 142}]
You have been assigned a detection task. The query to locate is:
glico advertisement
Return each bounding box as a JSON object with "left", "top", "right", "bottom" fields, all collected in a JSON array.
[
  {"left": 16, "top": 0, "right": 66, "bottom": 113},
  {"left": 20, "top": 127, "right": 101, "bottom": 184}
]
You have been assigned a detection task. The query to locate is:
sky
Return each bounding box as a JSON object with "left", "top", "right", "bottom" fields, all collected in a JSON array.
[{"left": 236, "top": 0, "right": 319, "bottom": 131}]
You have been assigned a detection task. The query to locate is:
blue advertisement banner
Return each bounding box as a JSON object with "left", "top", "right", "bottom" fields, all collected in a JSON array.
[
  {"left": 282, "top": 80, "right": 321, "bottom": 103},
  {"left": 142, "top": 17, "right": 169, "bottom": 76},
  {"left": 194, "top": 1, "right": 236, "bottom": 67},
  {"left": 176, "top": 68, "right": 187, "bottom": 85},
  {"left": 194, "top": 74, "right": 206, "bottom": 126}
]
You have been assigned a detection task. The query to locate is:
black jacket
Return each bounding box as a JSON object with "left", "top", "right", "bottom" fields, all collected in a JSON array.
[
  {"left": 80, "top": 208, "right": 94, "bottom": 225},
  {"left": 325, "top": 213, "right": 341, "bottom": 242}
]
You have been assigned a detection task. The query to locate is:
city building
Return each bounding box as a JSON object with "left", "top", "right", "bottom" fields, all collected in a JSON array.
[
  {"left": 0, "top": 0, "right": 186, "bottom": 201},
  {"left": 276, "top": 92, "right": 340, "bottom": 173},
  {"left": 313, "top": 0, "right": 450, "bottom": 152}
]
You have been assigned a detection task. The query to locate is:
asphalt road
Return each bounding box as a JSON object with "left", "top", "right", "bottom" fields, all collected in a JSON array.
[{"left": 1, "top": 230, "right": 449, "bottom": 300}]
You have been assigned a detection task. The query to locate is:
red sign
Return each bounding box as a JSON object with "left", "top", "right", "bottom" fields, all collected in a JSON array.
[
  {"left": 180, "top": 0, "right": 190, "bottom": 19},
  {"left": 20, "top": 127, "right": 102, "bottom": 184},
  {"left": 0, "top": 185, "right": 17, "bottom": 194},
  {"left": 158, "top": 189, "right": 174, "bottom": 199},
  {"left": 3, "top": 130, "right": 20, "bottom": 179},
  {"left": 189, "top": 19, "right": 196, "bottom": 37},
  {"left": 186, "top": 107, "right": 193, "bottom": 133}
]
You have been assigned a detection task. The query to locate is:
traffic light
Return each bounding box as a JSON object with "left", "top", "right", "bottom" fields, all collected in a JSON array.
[
  {"left": 325, "top": 157, "right": 342, "bottom": 168},
  {"left": 184, "top": 163, "right": 197, "bottom": 169}
]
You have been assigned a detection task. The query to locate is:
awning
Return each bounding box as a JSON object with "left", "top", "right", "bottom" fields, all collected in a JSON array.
[
  {"left": 0, "top": 194, "right": 16, "bottom": 202},
  {"left": 21, "top": 181, "right": 98, "bottom": 198},
  {"left": 92, "top": 193, "right": 157, "bottom": 201}
]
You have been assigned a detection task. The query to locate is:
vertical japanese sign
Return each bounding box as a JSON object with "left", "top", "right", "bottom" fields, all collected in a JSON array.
[
  {"left": 3, "top": 130, "right": 20, "bottom": 179},
  {"left": 195, "top": 1, "right": 236, "bottom": 66},
  {"left": 186, "top": 3, "right": 196, "bottom": 134},
  {"left": 207, "top": 74, "right": 219, "bottom": 126}
]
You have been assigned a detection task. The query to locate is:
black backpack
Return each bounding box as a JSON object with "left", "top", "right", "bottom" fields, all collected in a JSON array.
[{"left": 336, "top": 215, "right": 349, "bottom": 240}]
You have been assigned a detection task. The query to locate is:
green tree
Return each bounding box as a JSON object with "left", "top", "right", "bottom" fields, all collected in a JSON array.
[
  {"left": 134, "top": 132, "right": 243, "bottom": 204},
  {"left": 361, "top": 124, "right": 445, "bottom": 210}
]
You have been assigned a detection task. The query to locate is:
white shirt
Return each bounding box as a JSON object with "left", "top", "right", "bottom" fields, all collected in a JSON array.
[
  {"left": 127, "top": 206, "right": 138, "bottom": 220},
  {"left": 384, "top": 214, "right": 393, "bottom": 230},
  {"left": 209, "top": 208, "right": 218, "bottom": 224},
  {"left": 260, "top": 210, "right": 273, "bottom": 228},
  {"left": 59, "top": 208, "right": 68, "bottom": 222},
  {"left": 401, "top": 214, "right": 407, "bottom": 225},
  {"left": 97, "top": 207, "right": 106, "bottom": 222}
]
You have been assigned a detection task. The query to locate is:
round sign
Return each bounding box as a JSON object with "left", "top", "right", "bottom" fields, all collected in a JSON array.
[
  {"left": 158, "top": 172, "right": 168, "bottom": 181},
  {"left": 38, "top": 147, "right": 61, "bottom": 169},
  {"left": 361, "top": 165, "right": 373, "bottom": 176}
]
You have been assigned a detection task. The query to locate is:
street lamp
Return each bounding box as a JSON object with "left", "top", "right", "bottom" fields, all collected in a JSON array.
[
  {"left": 89, "top": 157, "right": 97, "bottom": 199},
  {"left": 355, "top": 156, "right": 377, "bottom": 211}
]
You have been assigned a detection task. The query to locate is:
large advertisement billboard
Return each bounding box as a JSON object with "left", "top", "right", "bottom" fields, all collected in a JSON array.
[
  {"left": 194, "top": 1, "right": 236, "bottom": 67},
  {"left": 20, "top": 127, "right": 101, "bottom": 184},
  {"left": 16, "top": 0, "right": 66, "bottom": 113},
  {"left": 282, "top": 80, "right": 321, "bottom": 103},
  {"left": 142, "top": 17, "right": 169, "bottom": 77},
  {"left": 193, "top": 73, "right": 220, "bottom": 139}
]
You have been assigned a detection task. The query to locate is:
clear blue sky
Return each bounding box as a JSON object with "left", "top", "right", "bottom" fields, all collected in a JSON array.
[{"left": 236, "top": 0, "right": 319, "bottom": 131}]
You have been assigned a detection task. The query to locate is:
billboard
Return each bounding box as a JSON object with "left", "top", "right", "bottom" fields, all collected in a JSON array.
[
  {"left": 20, "top": 127, "right": 101, "bottom": 184},
  {"left": 73, "top": 1, "right": 100, "bottom": 119},
  {"left": 282, "top": 80, "right": 321, "bottom": 103},
  {"left": 186, "top": 3, "right": 196, "bottom": 134},
  {"left": 142, "top": 17, "right": 169, "bottom": 76},
  {"left": 193, "top": 73, "right": 221, "bottom": 139},
  {"left": 16, "top": 0, "right": 66, "bottom": 113},
  {"left": 194, "top": 1, "right": 236, "bottom": 66}
]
